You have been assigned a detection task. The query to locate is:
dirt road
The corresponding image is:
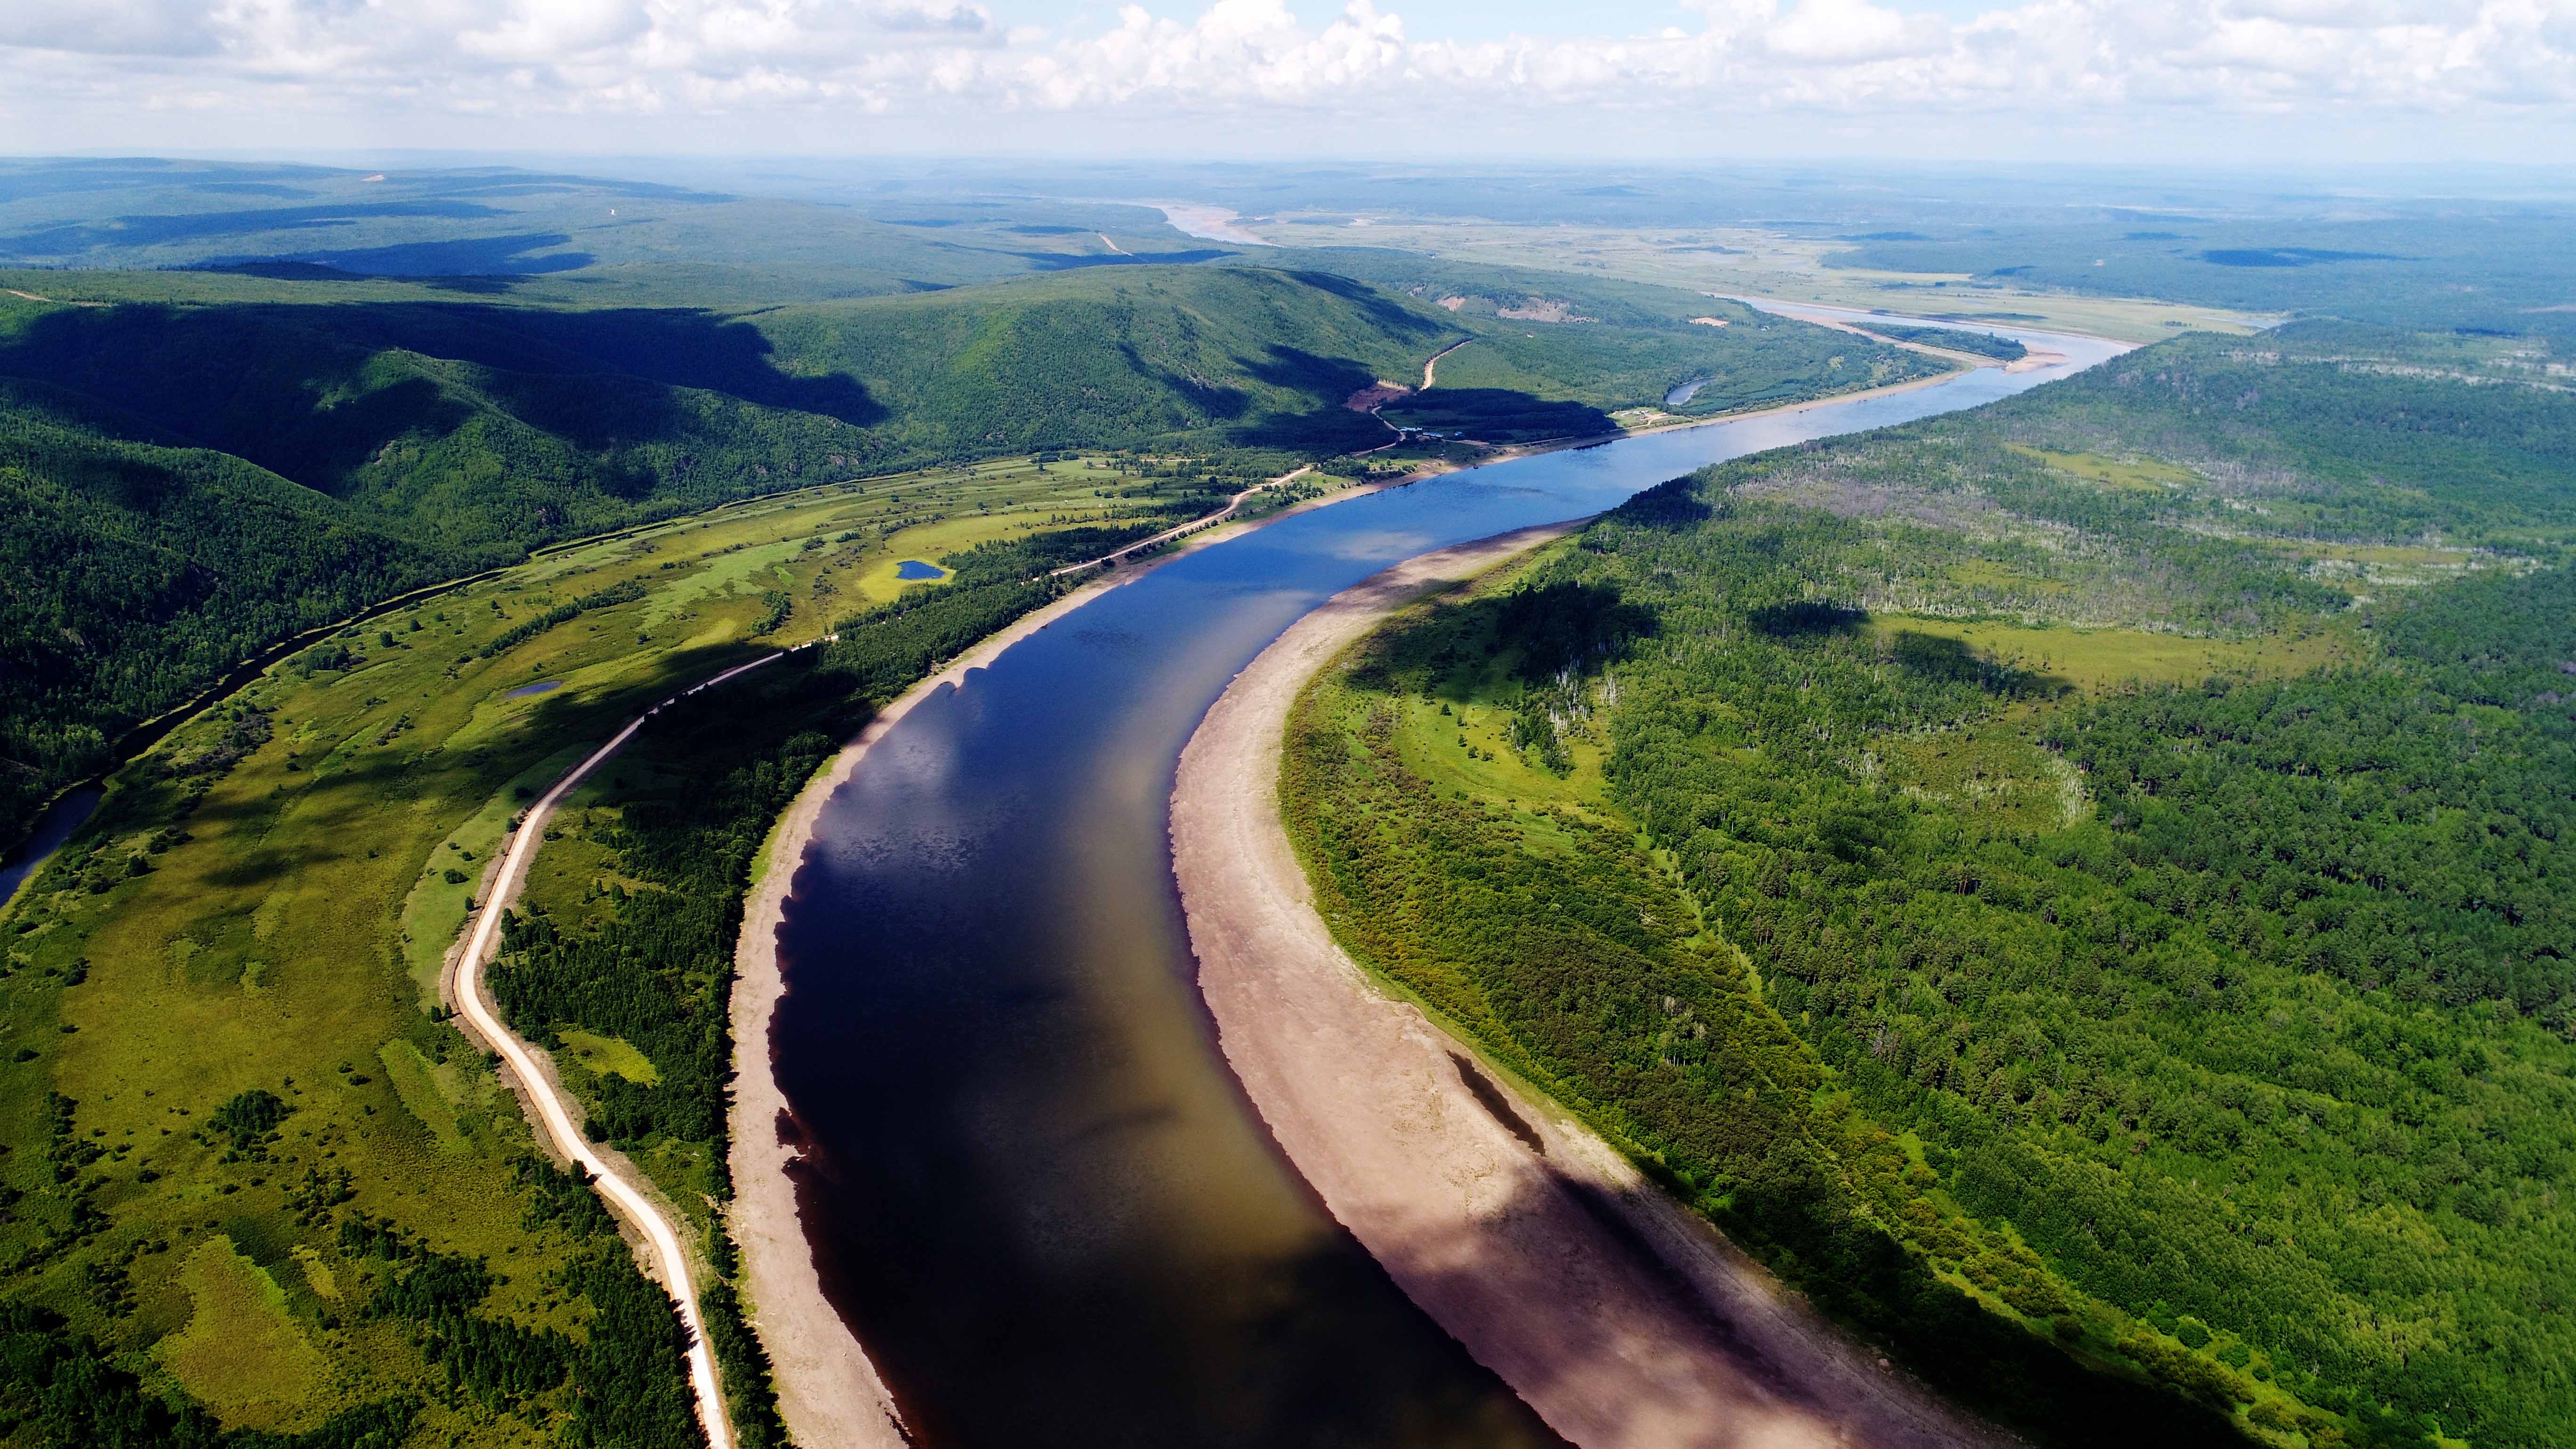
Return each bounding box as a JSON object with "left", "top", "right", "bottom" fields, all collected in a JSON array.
[
  {"left": 1049, "top": 465, "right": 1316, "bottom": 576},
  {"left": 450, "top": 644, "right": 824, "bottom": 1449}
]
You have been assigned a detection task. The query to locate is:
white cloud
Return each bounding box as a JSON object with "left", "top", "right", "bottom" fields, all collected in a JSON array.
[
  {"left": 1761, "top": 0, "right": 1949, "bottom": 64},
  {"left": 0, "top": 0, "right": 222, "bottom": 57},
  {"left": 0, "top": 0, "right": 2572, "bottom": 145}
]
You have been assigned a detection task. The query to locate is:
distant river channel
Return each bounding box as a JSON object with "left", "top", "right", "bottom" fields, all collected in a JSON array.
[{"left": 767, "top": 317, "right": 2129, "bottom": 1448}]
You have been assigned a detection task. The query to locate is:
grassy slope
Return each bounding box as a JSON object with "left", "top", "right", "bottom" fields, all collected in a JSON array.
[
  {"left": 1280, "top": 329, "right": 2576, "bottom": 1449},
  {"left": 0, "top": 457, "right": 1120, "bottom": 1442}
]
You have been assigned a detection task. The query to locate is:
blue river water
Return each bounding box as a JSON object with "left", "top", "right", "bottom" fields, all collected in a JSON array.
[{"left": 766, "top": 323, "right": 2127, "bottom": 1449}]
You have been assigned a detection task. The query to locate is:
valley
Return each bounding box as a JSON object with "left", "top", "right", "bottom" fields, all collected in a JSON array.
[{"left": 1, "top": 148, "right": 2570, "bottom": 1449}]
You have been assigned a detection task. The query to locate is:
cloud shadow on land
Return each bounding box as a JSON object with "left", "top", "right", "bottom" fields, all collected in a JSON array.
[
  {"left": 0, "top": 199, "right": 511, "bottom": 258},
  {"left": 1220, "top": 336, "right": 1620, "bottom": 452},
  {"left": 0, "top": 296, "right": 889, "bottom": 475},
  {"left": 1377, "top": 388, "right": 1619, "bottom": 444},
  {"left": 1273, "top": 267, "right": 1457, "bottom": 342},
  {"left": 238, "top": 232, "right": 597, "bottom": 277}
]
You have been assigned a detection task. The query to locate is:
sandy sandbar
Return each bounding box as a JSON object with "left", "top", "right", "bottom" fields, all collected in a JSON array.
[{"left": 1169, "top": 530, "right": 2013, "bottom": 1449}]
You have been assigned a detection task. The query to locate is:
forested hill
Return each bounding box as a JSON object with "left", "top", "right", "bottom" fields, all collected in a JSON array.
[
  {"left": 0, "top": 379, "right": 447, "bottom": 852},
  {"left": 1284, "top": 324, "right": 2576, "bottom": 1448},
  {"left": 0, "top": 263, "right": 1453, "bottom": 850},
  {"left": 0, "top": 261, "right": 1924, "bottom": 857}
]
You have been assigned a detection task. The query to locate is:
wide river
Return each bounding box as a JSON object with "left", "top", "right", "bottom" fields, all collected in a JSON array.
[{"left": 769, "top": 319, "right": 2128, "bottom": 1448}]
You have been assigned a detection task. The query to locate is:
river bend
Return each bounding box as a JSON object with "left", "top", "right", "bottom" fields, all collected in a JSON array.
[{"left": 767, "top": 322, "right": 2126, "bottom": 1448}]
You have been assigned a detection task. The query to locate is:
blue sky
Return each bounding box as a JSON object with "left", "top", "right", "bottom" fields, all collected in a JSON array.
[
  {"left": 1, "top": 0, "right": 2570, "bottom": 162},
  {"left": 1007, "top": 0, "right": 2006, "bottom": 36}
]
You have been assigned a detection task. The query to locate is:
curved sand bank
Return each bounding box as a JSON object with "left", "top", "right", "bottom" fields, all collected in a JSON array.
[{"left": 1170, "top": 531, "right": 2013, "bottom": 1449}]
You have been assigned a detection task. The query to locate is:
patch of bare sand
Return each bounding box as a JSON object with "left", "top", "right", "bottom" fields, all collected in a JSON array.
[{"left": 1171, "top": 530, "right": 2015, "bottom": 1449}]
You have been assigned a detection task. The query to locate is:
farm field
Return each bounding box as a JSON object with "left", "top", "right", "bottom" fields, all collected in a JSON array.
[{"left": 1239, "top": 217, "right": 2270, "bottom": 342}]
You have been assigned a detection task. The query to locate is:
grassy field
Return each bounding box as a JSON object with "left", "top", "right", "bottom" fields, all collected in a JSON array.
[
  {"left": 1867, "top": 615, "right": 2356, "bottom": 693},
  {"left": 2005, "top": 446, "right": 2199, "bottom": 493},
  {"left": 1238, "top": 218, "right": 2269, "bottom": 342},
  {"left": 0, "top": 454, "right": 1127, "bottom": 1441}
]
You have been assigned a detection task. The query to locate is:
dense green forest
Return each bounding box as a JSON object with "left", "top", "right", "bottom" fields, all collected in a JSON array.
[
  {"left": 2, "top": 261, "right": 1915, "bottom": 861},
  {"left": 1285, "top": 328, "right": 2576, "bottom": 1448},
  {"left": 1858, "top": 322, "right": 2027, "bottom": 362}
]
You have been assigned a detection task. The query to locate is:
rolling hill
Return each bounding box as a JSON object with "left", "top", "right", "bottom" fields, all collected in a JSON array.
[{"left": 0, "top": 261, "right": 1929, "bottom": 857}]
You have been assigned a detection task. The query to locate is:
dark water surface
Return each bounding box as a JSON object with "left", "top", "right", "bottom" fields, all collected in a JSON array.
[
  {"left": 769, "top": 327, "right": 2127, "bottom": 1449},
  {"left": 0, "top": 787, "right": 103, "bottom": 909}
]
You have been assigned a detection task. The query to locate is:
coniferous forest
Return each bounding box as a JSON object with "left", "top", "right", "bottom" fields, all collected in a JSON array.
[{"left": 1287, "top": 324, "right": 2576, "bottom": 1448}]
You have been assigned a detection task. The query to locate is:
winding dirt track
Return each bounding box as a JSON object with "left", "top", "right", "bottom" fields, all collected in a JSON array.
[
  {"left": 1421, "top": 335, "right": 1473, "bottom": 387},
  {"left": 1049, "top": 464, "right": 1316, "bottom": 576},
  {"left": 1171, "top": 531, "right": 2014, "bottom": 1449},
  {"left": 449, "top": 645, "right": 827, "bottom": 1449}
]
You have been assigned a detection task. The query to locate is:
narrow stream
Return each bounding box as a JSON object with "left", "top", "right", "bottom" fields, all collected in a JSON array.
[
  {"left": 0, "top": 787, "right": 102, "bottom": 910},
  {"left": 767, "top": 323, "right": 2128, "bottom": 1448}
]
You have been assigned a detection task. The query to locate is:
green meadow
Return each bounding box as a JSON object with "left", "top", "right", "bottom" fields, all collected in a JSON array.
[{"left": 0, "top": 454, "right": 1127, "bottom": 1444}]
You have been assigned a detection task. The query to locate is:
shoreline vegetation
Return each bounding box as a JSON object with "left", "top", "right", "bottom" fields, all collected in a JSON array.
[
  {"left": 1169, "top": 527, "right": 2014, "bottom": 1449},
  {"left": 446, "top": 648, "right": 817, "bottom": 1449}
]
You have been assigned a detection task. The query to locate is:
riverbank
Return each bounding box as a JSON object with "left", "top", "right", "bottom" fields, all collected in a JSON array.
[
  {"left": 726, "top": 464, "right": 1420, "bottom": 1447},
  {"left": 1168, "top": 533, "right": 2013, "bottom": 1449},
  {"left": 1411, "top": 354, "right": 1993, "bottom": 479}
]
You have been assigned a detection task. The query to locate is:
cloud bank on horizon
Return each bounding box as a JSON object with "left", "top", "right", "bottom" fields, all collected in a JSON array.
[{"left": 2, "top": 0, "right": 2571, "bottom": 159}]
